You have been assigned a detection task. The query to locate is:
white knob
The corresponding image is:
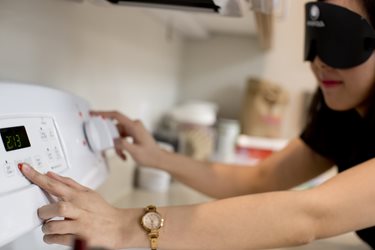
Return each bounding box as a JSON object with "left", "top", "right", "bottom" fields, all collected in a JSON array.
[{"left": 84, "top": 116, "right": 119, "bottom": 153}]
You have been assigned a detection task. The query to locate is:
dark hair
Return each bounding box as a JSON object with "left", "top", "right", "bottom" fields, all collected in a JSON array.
[
  {"left": 363, "top": 0, "right": 375, "bottom": 28},
  {"left": 317, "top": 0, "right": 375, "bottom": 27},
  {"left": 307, "top": 0, "right": 375, "bottom": 126}
]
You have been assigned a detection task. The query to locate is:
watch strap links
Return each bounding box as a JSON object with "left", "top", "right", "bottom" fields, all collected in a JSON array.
[{"left": 149, "top": 231, "right": 159, "bottom": 250}]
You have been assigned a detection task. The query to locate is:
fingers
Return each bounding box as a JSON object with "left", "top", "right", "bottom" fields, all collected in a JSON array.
[
  {"left": 91, "top": 111, "right": 144, "bottom": 140},
  {"left": 116, "top": 123, "right": 127, "bottom": 137},
  {"left": 42, "top": 219, "right": 80, "bottom": 235},
  {"left": 38, "top": 201, "right": 81, "bottom": 220},
  {"left": 46, "top": 171, "right": 90, "bottom": 192},
  {"left": 114, "top": 138, "right": 137, "bottom": 156},
  {"left": 19, "top": 164, "right": 73, "bottom": 201},
  {"left": 90, "top": 111, "right": 132, "bottom": 126},
  {"left": 115, "top": 147, "right": 127, "bottom": 161},
  {"left": 39, "top": 202, "right": 82, "bottom": 246},
  {"left": 44, "top": 234, "right": 75, "bottom": 246},
  {"left": 91, "top": 111, "right": 156, "bottom": 147},
  {"left": 40, "top": 205, "right": 80, "bottom": 245}
]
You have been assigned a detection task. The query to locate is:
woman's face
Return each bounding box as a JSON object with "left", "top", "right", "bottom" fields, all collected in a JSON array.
[{"left": 310, "top": 0, "right": 375, "bottom": 115}]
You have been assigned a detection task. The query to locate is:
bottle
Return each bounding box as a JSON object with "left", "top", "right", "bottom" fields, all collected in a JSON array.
[{"left": 215, "top": 119, "right": 240, "bottom": 163}]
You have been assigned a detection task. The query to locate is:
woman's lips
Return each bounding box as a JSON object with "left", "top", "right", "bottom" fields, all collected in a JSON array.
[{"left": 321, "top": 80, "right": 343, "bottom": 88}]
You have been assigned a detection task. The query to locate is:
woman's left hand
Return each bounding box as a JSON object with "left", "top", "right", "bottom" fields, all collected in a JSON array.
[{"left": 19, "top": 163, "right": 126, "bottom": 249}]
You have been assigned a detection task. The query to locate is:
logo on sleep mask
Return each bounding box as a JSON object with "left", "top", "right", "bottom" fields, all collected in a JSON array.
[{"left": 310, "top": 5, "right": 320, "bottom": 21}]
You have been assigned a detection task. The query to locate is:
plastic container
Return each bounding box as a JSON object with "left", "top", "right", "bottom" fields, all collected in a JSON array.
[
  {"left": 236, "top": 135, "right": 288, "bottom": 164},
  {"left": 171, "top": 101, "right": 218, "bottom": 160}
]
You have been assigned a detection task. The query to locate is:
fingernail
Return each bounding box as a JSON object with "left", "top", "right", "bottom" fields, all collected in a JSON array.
[{"left": 20, "top": 163, "right": 30, "bottom": 173}]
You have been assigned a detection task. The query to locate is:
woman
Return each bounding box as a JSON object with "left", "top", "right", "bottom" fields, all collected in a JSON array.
[{"left": 19, "top": 0, "right": 375, "bottom": 249}]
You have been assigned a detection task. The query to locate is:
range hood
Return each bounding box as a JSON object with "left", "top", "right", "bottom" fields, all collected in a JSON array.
[{"left": 105, "top": 0, "right": 242, "bottom": 17}]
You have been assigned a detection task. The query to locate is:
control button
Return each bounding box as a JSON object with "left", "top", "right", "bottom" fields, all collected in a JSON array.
[
  {"left": 48, "top": 129, "right": 56, "bottom": 139},
  {"left": 40, "top": 128, "right": 48, "bottom": 141},
  {"left": 23, "top": 157, "right": 33, "bottom": 166},
  {"left": 34, "top": 155, "right": 43, "bottom": 168},
  {"left": 33, "top": 155, "right": 48, "bottom": 173},
  {"left": 53, "top": 146, "right": 62, "bottom": 160},
  {"left": 40, "top": 118, "right": 48, "bottom": 126},
  {"left": 4, "top": 163, "right": 15, "bottom": 177},
  {"left": 46, "top": 147, "right": 54, "bottom": 161},
  {"left": 50, "top": 164, "right": 64, "bottom": 172},
  {"left": 84, "top": 116, "right": 119, "bottom": 153}
]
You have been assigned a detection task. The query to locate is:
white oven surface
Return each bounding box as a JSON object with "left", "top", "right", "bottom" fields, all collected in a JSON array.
[
  {"left": 0, "top": 116, "right": 68, "bottom": 194},
  {"left": 0, "top": 82, "right": 116, "bottom": 248}
]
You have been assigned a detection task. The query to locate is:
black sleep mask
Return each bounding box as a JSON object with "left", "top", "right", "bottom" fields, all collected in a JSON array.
[{"left": 305, "top": 2, "right": 375, "bottom": 69}]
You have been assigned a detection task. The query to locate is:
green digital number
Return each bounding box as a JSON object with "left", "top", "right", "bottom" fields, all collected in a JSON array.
[
  {"left": 15, "top": 134, "right": 21, "bottom": 147},
  {"left": 6, "top": 136, "right": 13, "bottom": 150}
]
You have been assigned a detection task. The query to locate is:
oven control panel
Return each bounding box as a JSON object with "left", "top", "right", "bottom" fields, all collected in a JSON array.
[{"left": 0, "top": 116, "right": 68, "bottom": 194}]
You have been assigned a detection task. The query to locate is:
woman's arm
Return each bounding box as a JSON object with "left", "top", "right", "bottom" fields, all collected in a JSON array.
[
  {"left": 92, "top": 111, "right": 333, "bottom": 198},
  {"left": 148, "top": 157, "right": 375, "bottom": 249},
  {"left": 20, "top": 158, "right": 375, "bottom": 249},
  {"left": 156, "top": 138, "right": 333, "bottom": 198}
]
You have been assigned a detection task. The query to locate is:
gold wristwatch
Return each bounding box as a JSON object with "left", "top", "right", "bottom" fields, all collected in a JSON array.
[{"left": 140, "top": 205, "right": 164, "bottom": 250}]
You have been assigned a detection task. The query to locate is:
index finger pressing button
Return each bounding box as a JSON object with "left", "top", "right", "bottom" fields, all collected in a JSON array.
[{"left": 19, "top": 164, "right": 73, "bottom": 201}]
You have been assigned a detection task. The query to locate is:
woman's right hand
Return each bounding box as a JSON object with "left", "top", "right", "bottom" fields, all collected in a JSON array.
[
  {"left": 90, "top": 111, "right": 164, "bottom": 168},
  {"left": 19, "top": 164, "right": 128, "bottom": 249}
]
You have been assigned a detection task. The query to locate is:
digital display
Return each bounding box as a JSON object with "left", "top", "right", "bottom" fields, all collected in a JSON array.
[{"left": 0, "top": 126, "right": 31, "bottom": 152}]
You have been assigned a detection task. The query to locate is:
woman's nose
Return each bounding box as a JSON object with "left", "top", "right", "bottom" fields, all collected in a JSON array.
[{"left": 315, "top": 57, "right": 334, "bottom": 70}]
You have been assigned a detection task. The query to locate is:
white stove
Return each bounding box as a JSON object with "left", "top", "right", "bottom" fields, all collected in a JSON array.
[{"left": 0, "top": 82, "right": 118, "bottom": 249}]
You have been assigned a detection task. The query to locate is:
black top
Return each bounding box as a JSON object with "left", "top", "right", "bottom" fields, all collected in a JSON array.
[{"left": 300, "top": 102, "right": 375, "bottom": 249}]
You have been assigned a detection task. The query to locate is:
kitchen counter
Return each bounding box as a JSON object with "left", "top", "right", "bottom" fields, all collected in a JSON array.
[{"left": 114, "top": 182, "right": 370, "bottom": 250}]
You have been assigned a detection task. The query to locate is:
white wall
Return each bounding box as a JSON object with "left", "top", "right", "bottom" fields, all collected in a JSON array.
[
  {"left": 0, "top": 0, "right": 183, "bottom": 130},
  {"left": 180, "top": 0, "right": 317, "bottom": 138},
  {"left": 180, "top": 35, "right": 265, "bottom": 119}
]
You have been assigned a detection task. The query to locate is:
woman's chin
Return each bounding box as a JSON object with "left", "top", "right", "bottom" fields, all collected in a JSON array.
[{"left": 325, "top": 100, "right": 352, "bottom": 111}]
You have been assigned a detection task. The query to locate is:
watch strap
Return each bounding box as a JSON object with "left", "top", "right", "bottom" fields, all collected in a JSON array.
[
  {"left": 145, "top": 205, "right": 157, "bottom": 213},
  {"left": 149, "top": 231, "right": 159, "bottom": 250}
]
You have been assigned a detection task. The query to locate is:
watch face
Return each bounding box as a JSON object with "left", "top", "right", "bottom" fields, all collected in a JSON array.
[{"left": 142, "top": 212, "right": 163, "bottom": 230}]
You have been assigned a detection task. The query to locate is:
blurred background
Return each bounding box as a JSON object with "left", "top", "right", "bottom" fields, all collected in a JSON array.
[
  {"left": 0, "top": 0, "right": 315, "bottom": 138},
  {"left": 1, "top": 1, "right": 366, "bottom": 249}
]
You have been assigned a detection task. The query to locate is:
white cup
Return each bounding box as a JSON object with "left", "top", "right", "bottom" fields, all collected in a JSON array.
[{"left": 135, "top": 142, "right": 173, "bottom": 192}]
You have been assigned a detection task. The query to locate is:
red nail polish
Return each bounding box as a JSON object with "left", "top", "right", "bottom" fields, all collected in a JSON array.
[{"left": 18, "top": 163, "right": 23, "bottom": 171}]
